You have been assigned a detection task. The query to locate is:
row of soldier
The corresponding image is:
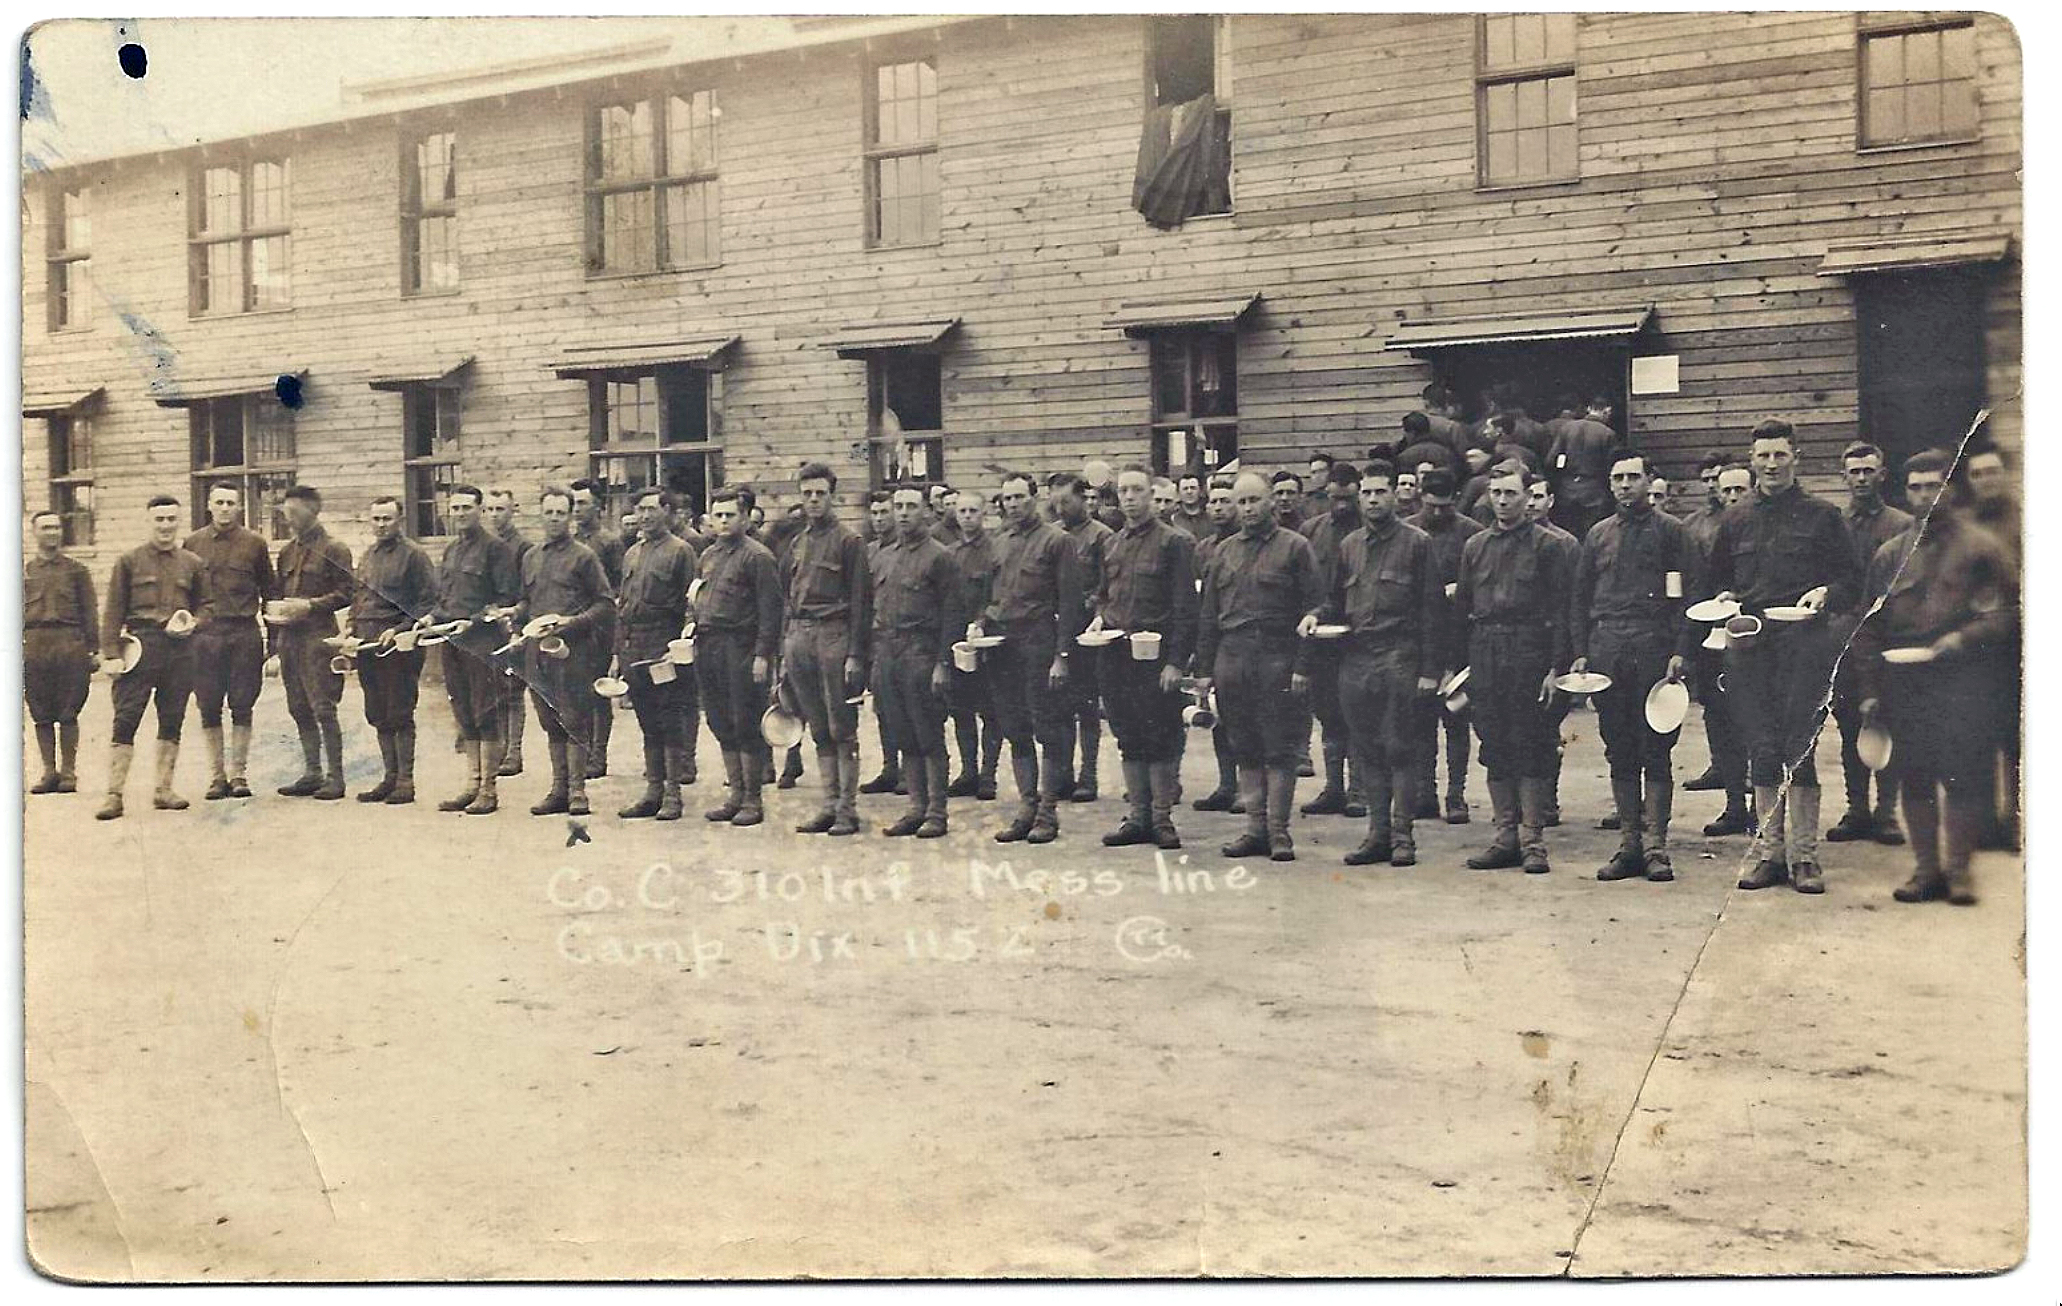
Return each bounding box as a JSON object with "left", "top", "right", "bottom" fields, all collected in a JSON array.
[{"left": 24, "top": 422, "right": 2017, "bottom": 901}]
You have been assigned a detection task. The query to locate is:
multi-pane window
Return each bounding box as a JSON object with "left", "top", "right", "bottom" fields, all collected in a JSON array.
[
  {"left": 1860, "top": 21, "right": 1978, "bottom": 147},
  {"left": 402, "top": 387, "right": 463, "bottom": 537},
  {"left": 189, "top": 157, "right": 292, "bottom": 314},
  {"left": 47, "top": 414, "right": 95, "bottom": 546},
  {"left": 586, "top": 368, "right": 723, "bottom": 522},
  {"left": 1476, "top": 14, "right": 1577, "bottom": 186},
  {"left": 403, "top": 131, "right": 459, "bottom": 294},
  {"left": 864, "top": 57, "right": 940, "bottom": 246},
  {"left": 585, "top": 90, "right": 720, "bottom": 275},
  {"left": 1148, "top": 333, "right": 1238, "bottom": 476},
  {"left": 188, "top": 394, "right": 297, "bottom": 538},
  {"left": 47, "top": 185, "right": 92, "bottom": 331},
  {"left": 867, "top": 354, "right": 944, "bottom": 488}
]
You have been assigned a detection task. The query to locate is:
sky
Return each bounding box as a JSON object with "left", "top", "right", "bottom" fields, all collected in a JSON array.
[{"left": 19, "top": 16, "right": 805, "bottom": 170}]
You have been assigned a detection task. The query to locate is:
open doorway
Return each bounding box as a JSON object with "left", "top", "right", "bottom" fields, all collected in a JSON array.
[
  {"left": 1855, "top": 267, "right": 1987, "bottom": 504},
  {"left": 1425, "top": 340, "right": 1628, "bottom": 437}
]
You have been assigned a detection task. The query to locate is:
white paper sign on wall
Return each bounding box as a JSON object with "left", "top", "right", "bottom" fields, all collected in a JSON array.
[{"left": 1631, "top": 355, "right": 1680, "bottom": 395}]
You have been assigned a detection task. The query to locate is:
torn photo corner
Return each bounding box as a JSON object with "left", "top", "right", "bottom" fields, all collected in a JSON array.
[{"left": 19, "top": 11, "right": 2026, "bottom": 1283}]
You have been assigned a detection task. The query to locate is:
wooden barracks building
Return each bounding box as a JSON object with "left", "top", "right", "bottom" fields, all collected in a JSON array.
[{"left": 20, "top": 12, "right": 2021, "bottom": 555}]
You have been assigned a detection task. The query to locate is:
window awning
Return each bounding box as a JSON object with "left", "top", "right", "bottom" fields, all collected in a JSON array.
[
  {"left": 549, "top": 335, "right": 739, "bottom": 379},
  {"left": 368, "top": 355, "right": 475, "bottom": 391},
  {"left": 22, "top": 386, "right": 104, "bottom": 418},
  {"left": 1105, "top": 291, "right": 1261, "bottom": 337},
  {"left": 821, "top": 318, "right": 961, "bottom": 360},
  {"left": 151, "top": 369, "right": 308, "bottom": 407},
  {"left": 1383, "top": 307, "right": 1653, "bottom": 351},
  {"left": 1816, "top": 232, "right": 2012, "bottom": 277}
]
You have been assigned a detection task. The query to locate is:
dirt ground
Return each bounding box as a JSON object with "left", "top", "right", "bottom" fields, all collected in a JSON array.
[{"left": 22, "top": 685, "right": 2026, "bottom": 1280}]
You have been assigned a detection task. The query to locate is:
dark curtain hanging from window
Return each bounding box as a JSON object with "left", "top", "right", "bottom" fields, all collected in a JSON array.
[{"left": 1132, "top": 92, "right": 1227, "bottom": 228}]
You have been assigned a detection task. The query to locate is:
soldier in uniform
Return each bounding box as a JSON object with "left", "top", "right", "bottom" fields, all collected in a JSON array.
[
  {"left": 946, "top": 492, "right": 1002, "bottom": 800},
  {"left": 870, "top": 483, "right": 965, "bottom": 838},
  {"left": 432, "top": 484, "right": 522, "bottom": 815},
  {"left": 1405, "top": 467, "right": 1482, "bottom": 825},
  {"left": 860, "top": 490, "right": 905, "bottom": 798},
  {"left": 270, "top": 486, "right": 355, "bottom": 801},
  {"left": 972, "top": 470, "right": 1084, "bottom": 845},
  {"left": 1049, "top": 472, "right": 1112, "bottom": 803},
  {"left": 1194, "top": 471, "right": 1324, "bottom": 862},
  {"left": 515, "top": 487, "right": 615, "bottom": 817},
  {"left": 349, "top": 495, "right": 436, "bottom": 804},
  {"left": 1569, "top": 453, "right": 1699, "bottom": 882},
  {"left": 1858, "top": 449, "right": 2018, "bottom": 905},
  {"left": 96, "top": 494, "right": 206, "bottom": 820},
  {"left": 759, "top": 502, "right": 810, "bottom": 790},
  {"left": 929, "top": 484, "right": 964, "bottom": 548},
  {"left": 1825, "top": 442, "right": 1914, "bottom": 847},
  {"left": 780, "top": 462, "right": 872, "bottom": 836},
  {"left": 1270, "top": 471, "right": 1307, "bottom": 535},
  {"left": 1689, "top": 463, "right": 1759, "bottom": 836},
  {"left": 1455, "top": 465, "right": 1577, "bottom": 874},
  {"left": 1962, "top": 446, "right": 2021, "bottom": 850},
  {"left": 570, "top": 478, "right": 627, "bottom": 779},
  {"left": 483, "top": 488, "right": 535, "bottom": 777},
  {"left": 1151, "top": 476, "right": 1180, "bottom": 529},
  {"left": 1301, "top": 454, "right": 1335, "bottom": 524},
  {"left": 1298, "top": 461, "right": 1368, "bottom": 820},
  {"left": 1172, "top": 472, "right": 1212, "bottom": 540},
  {"left": 1526, "top": 475, "right": 1582, "bottom": 828},
  {"left": 184, "top": 481, "right": 276, "bottom": 799},
  {"left": 1678, "top": 454, "right": 1733, "bottom": 791},
  {"left": 1094, "top": 465, "right": 1199, "bottom": 850},
  {"left": 1189, "top": 474, "right": 1244, "bottom": 812},
  {"left": 24, "top": 509, "right": 97, "bottom": 794},
  {"left": 616, "top": 487, "right": 699, "bottom": 821},
  {"left": 1315, "top": 460, "right": 1441, "bottom": 867},
  {"left": 1544, "top": 396, "right": 1619, "bottom": 542},
  {"left": 692, "top": 485, "right": 783, "bottom": 827},
  {"left": 1705, "top": 420, "right": 1862, "bottom": 895}
]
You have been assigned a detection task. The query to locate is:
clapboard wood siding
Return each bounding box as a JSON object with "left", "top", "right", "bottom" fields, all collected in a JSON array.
[{"left": 22, "top": 11, "right": 2020, "bottom": 564}]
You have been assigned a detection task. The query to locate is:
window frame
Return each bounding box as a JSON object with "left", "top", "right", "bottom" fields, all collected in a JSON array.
[
  {"left": 401, "top": 128, "right": 461, "bottom": 296},
  {"left": 187, "top": 393, "right": 298, "bottom": 540},
  {"left": 865, "top": 351, "right": 946, "bottom": 489},
  {"left": 46, "top": 183, "right": 93, "bottom": 333},
  {"left": 1856, "top": 16, "right": 1980, "bottom": 152},
  {"left": 583, "top": 366, "right": 726, "bottom": 522},
  {"left": 1142, "top": 14, "right": 1235, "bottom": 219},
  {"left": 582, "top": 85, "right": 722, "bottom": 278},
  {"left": 1474, "top": 14, "right": 1580, "bottom": 191},
  {"left": 47, "top": 413, "right": 96, "bottom": 546},
  {"left": 862, "top": 51, "right": 943, "bottom": 249},
  {"left": 187, "top": 154, "right": 293, "bottom": 317},
  {"left": 401, "top": 384, "right": 464, "bottom": 538},
  {"left": 1145, "top": 329, "right": 1240, "bottom": 477}
]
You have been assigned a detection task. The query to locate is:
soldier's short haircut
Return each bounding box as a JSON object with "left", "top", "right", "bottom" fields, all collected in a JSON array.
[
  {"left": 1698, "top": 450, "right": 1729, "bottom": 474},
  {"left": 931, "top": 482, "right": 956, "bottom": 497},
  {"left": 147, "top": 493, "right": 181, "bottom": 510},
  {"left": 1327, "top": 461, "right": 1363, "bottom": 487},
  {"left": 1419, "top": 467, "right": 1458, "bottom": 497},
  {"left": 633, "top": 487, "right": 675, "bottom": 510},
  {"left": 31, "top": 509, "right": 63, "bottom": 526},
  {"left": 1308, "top": 451, "right": 1335, "bottom": 468},
  {"left": 1270, "top": 470, "right": 1303, "bottom": 490},
  {"left": 570, "top": 477, "right": 600, "bottom": 496},
  {"left": 999, "top": 470, "right": 1036, "bottom": 496},
  {"left": 368, "top": 494, "right": 403, "bottom": 514},
  {"left": 1401, "top": 411, "right": 1431, "bottom": 436},
  {"left": 1609, "top": 449, "right": 1647, "bottom": 475},
  {"left": 1842, "top": 441, "right": 1884, "bottom": 464},
  {"left": 890, "top": 481, "right": 927, "bottom": 500},
  {"left": 207, "top": 480, "right": 242, "bottom": 500},
  {"left": 797, "top": 461, "right": 838, "bottom": 490},
  {"left": 1488, "top": 460, "right": 1536, "bottom": 489},
  {"left": 867, "top": 489, "right": 893, "bottom": 505},
  {"left": 1360, "top": 459, "right": 1396, "bottom": 487},
  {"left": 538, "top": 484, "right": 572, "bottom": 509},
  {"left": 1047, "top": 472, "right": 1091, "bottom": 497},
  {"left": 1150, "top": 475, "right": 1175, "bottom": 492},
  {"left": 1904, "top": 447, "right": 1953, "bottom": 481},
  {"left": 284, "top": 485, "right": 321, "bottom": 507},
  {"left": 449, "top": 483, "right": 484, "bottom": 505},
  {"left": 1117, "top": 464, "right": 1153, "bottom": 483},
  {"left": 1207, "top": 473, "right": 1237, "bottom": 493},
  {"left": 1177, "top": 470, "right": 1203, "bottom": 487},
  {"left": 1749, "top": 418, "right": 1796, "bottom": 446},
  {"left": 486, "top": 487, "right": 515, "bottom": 503}
]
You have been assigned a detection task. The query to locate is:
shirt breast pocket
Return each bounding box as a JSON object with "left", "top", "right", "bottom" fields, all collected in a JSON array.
[
  {"left": 1730, "top": 539, "right": 1760, "bottom": 590},
  {"left": 1374, "top": 562, "right": 1413, "bottom": 610}
]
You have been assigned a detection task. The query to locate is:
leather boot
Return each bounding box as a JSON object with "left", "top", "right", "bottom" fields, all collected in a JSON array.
[
  {"left": 1518, "top": 776, "right": 1550, "bottom": 873},
  {"left": 532, "top": 736, "right": 571, "bottom": 815},
  {"left": 1027, "top": 747, "right": 1061, "bottom": 843},
  {"left": 1104, "top": 758, "right": 1155, "bottom": 846},
  {"left": 152, "top": 740, "right": 189, "bottom": 810},
  {"left": 883, "top": 754, "right": 926, "bottom": 836},
  {"left": 1194, "top": 726, "right": 1238, "bottom": 811},
  {"left": 1643, "top": 782, "right": 1674, "bottom": 881},
  {"left": 96, "top": 743, "right": 133, "bottom": 820},
  {"left": 797, "top": 747, "right": 839, "bottom": 833},
  {"left": 918, "top": 752, "right": 950, "bottom": 838},
  {"left": 860, "top": 747, "right": 901, "bottom": 795},
  {"left": 1870, "top": 788, "right": 1906, "bottom": 847},
  {"left": 30, "top": 724, "right": 59, "bottom": 794},
  {"left": 1825, "top": 808, "right": 1874, "bottom": 842},
  {"left": 733, "top": 749, "right": 767, "bottom": 827},
  {"left": 1737, "top": 784, "right": 1788, "bottom": 888},
  {"left": 977, "top": 727, "right": 1001, "bottom": 801},
  {"left": 1788, "top": 783, "right": 1824, "bottom": 894},
  {"left": 1704, "top": 785, "right": 1756, "bottom": 837},
  {"left": 1302, "top": 747, "right": 1348, "bottom": 816},
  {"left": 1344, "top": 761, "right": 1392, "bottom": 866},
  {"left": 1598, "top": 778, "right": 1645, "bottom": 880},
  {"left": 1265, "top": 766, "right": 1297, "bottom": 861},
  {"left": 498, "top": 696, "right": 526, "bottom": 776},
  {"left": 656, "top": 743, "right": 687, "bottom": 820},
  {"left": 1683, "top": 763, "right": 1724, "bottom": 791},
  {"left": 996, "top": 749, "right": 1039, "bottom": 842},
  {"left": 57, "top": 720, "right": 79, "bottom": 792},
  {"left": 202, "top": 725, "right": 231, "bottom": 799},
  {"left": 778, "top": 744, "right": 804, "bottom": 790},
  {"left": 1388, "top": 768, "right": 1417, "bottom": 866},
  {"left": 1542, "top": 753, "right": 1563, "bottom": 827},
  {"left": 388, "top": 727, "right": 418, "bottom": 804},
  {"left": 313, "top": 717, "right": 346, "bottom": 799},
  {"left": 707, "top": 750, "right": 744, "bottom": 822},
  {"left": 829, "top": 745, "right": 862, "bottom": 836},
  {"left": 228, "top": 722, "right": 253, "bottom": 797},
  {"left": 1071, "top": 724, "right": 1100, "bottom": 802},
  {"left": 358, "top": 730, "right": 396, "bottom": 802},
  {"left": 588, "top": 707, "right": 612, "bottom": 779},
  {"left": 279, "top": 727, "right": 323, "bottom": 795},
  {"left": 1466, "top": 778, "right": 1523, "bottom": 869},
  {"left": 1942, "top": 784, "right": 1981, "bottom": 905},
  {"left": 465, "top": 738, "right": 501, "bottom": 814},
  {"left": 1148, "top": 759, "right": 1182, "bottom": 849},
  {"left": 566, "top": 741, "right": 590, "bottom": 815},
  {"left": 1221, "top": 766, "right": 1270, "bottom": 859},
  {"left": 1344, "top": 754, "right": 1370, "bottom": 819},
  {"left": 620, "top": 741, "right": 664, "bottom": 818},
  {"left": 948, "top": 717, "right": 980, "bottom": 796},
  {"left": 1893, "top": 778, "right": 1945, "bottom": 903}
]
